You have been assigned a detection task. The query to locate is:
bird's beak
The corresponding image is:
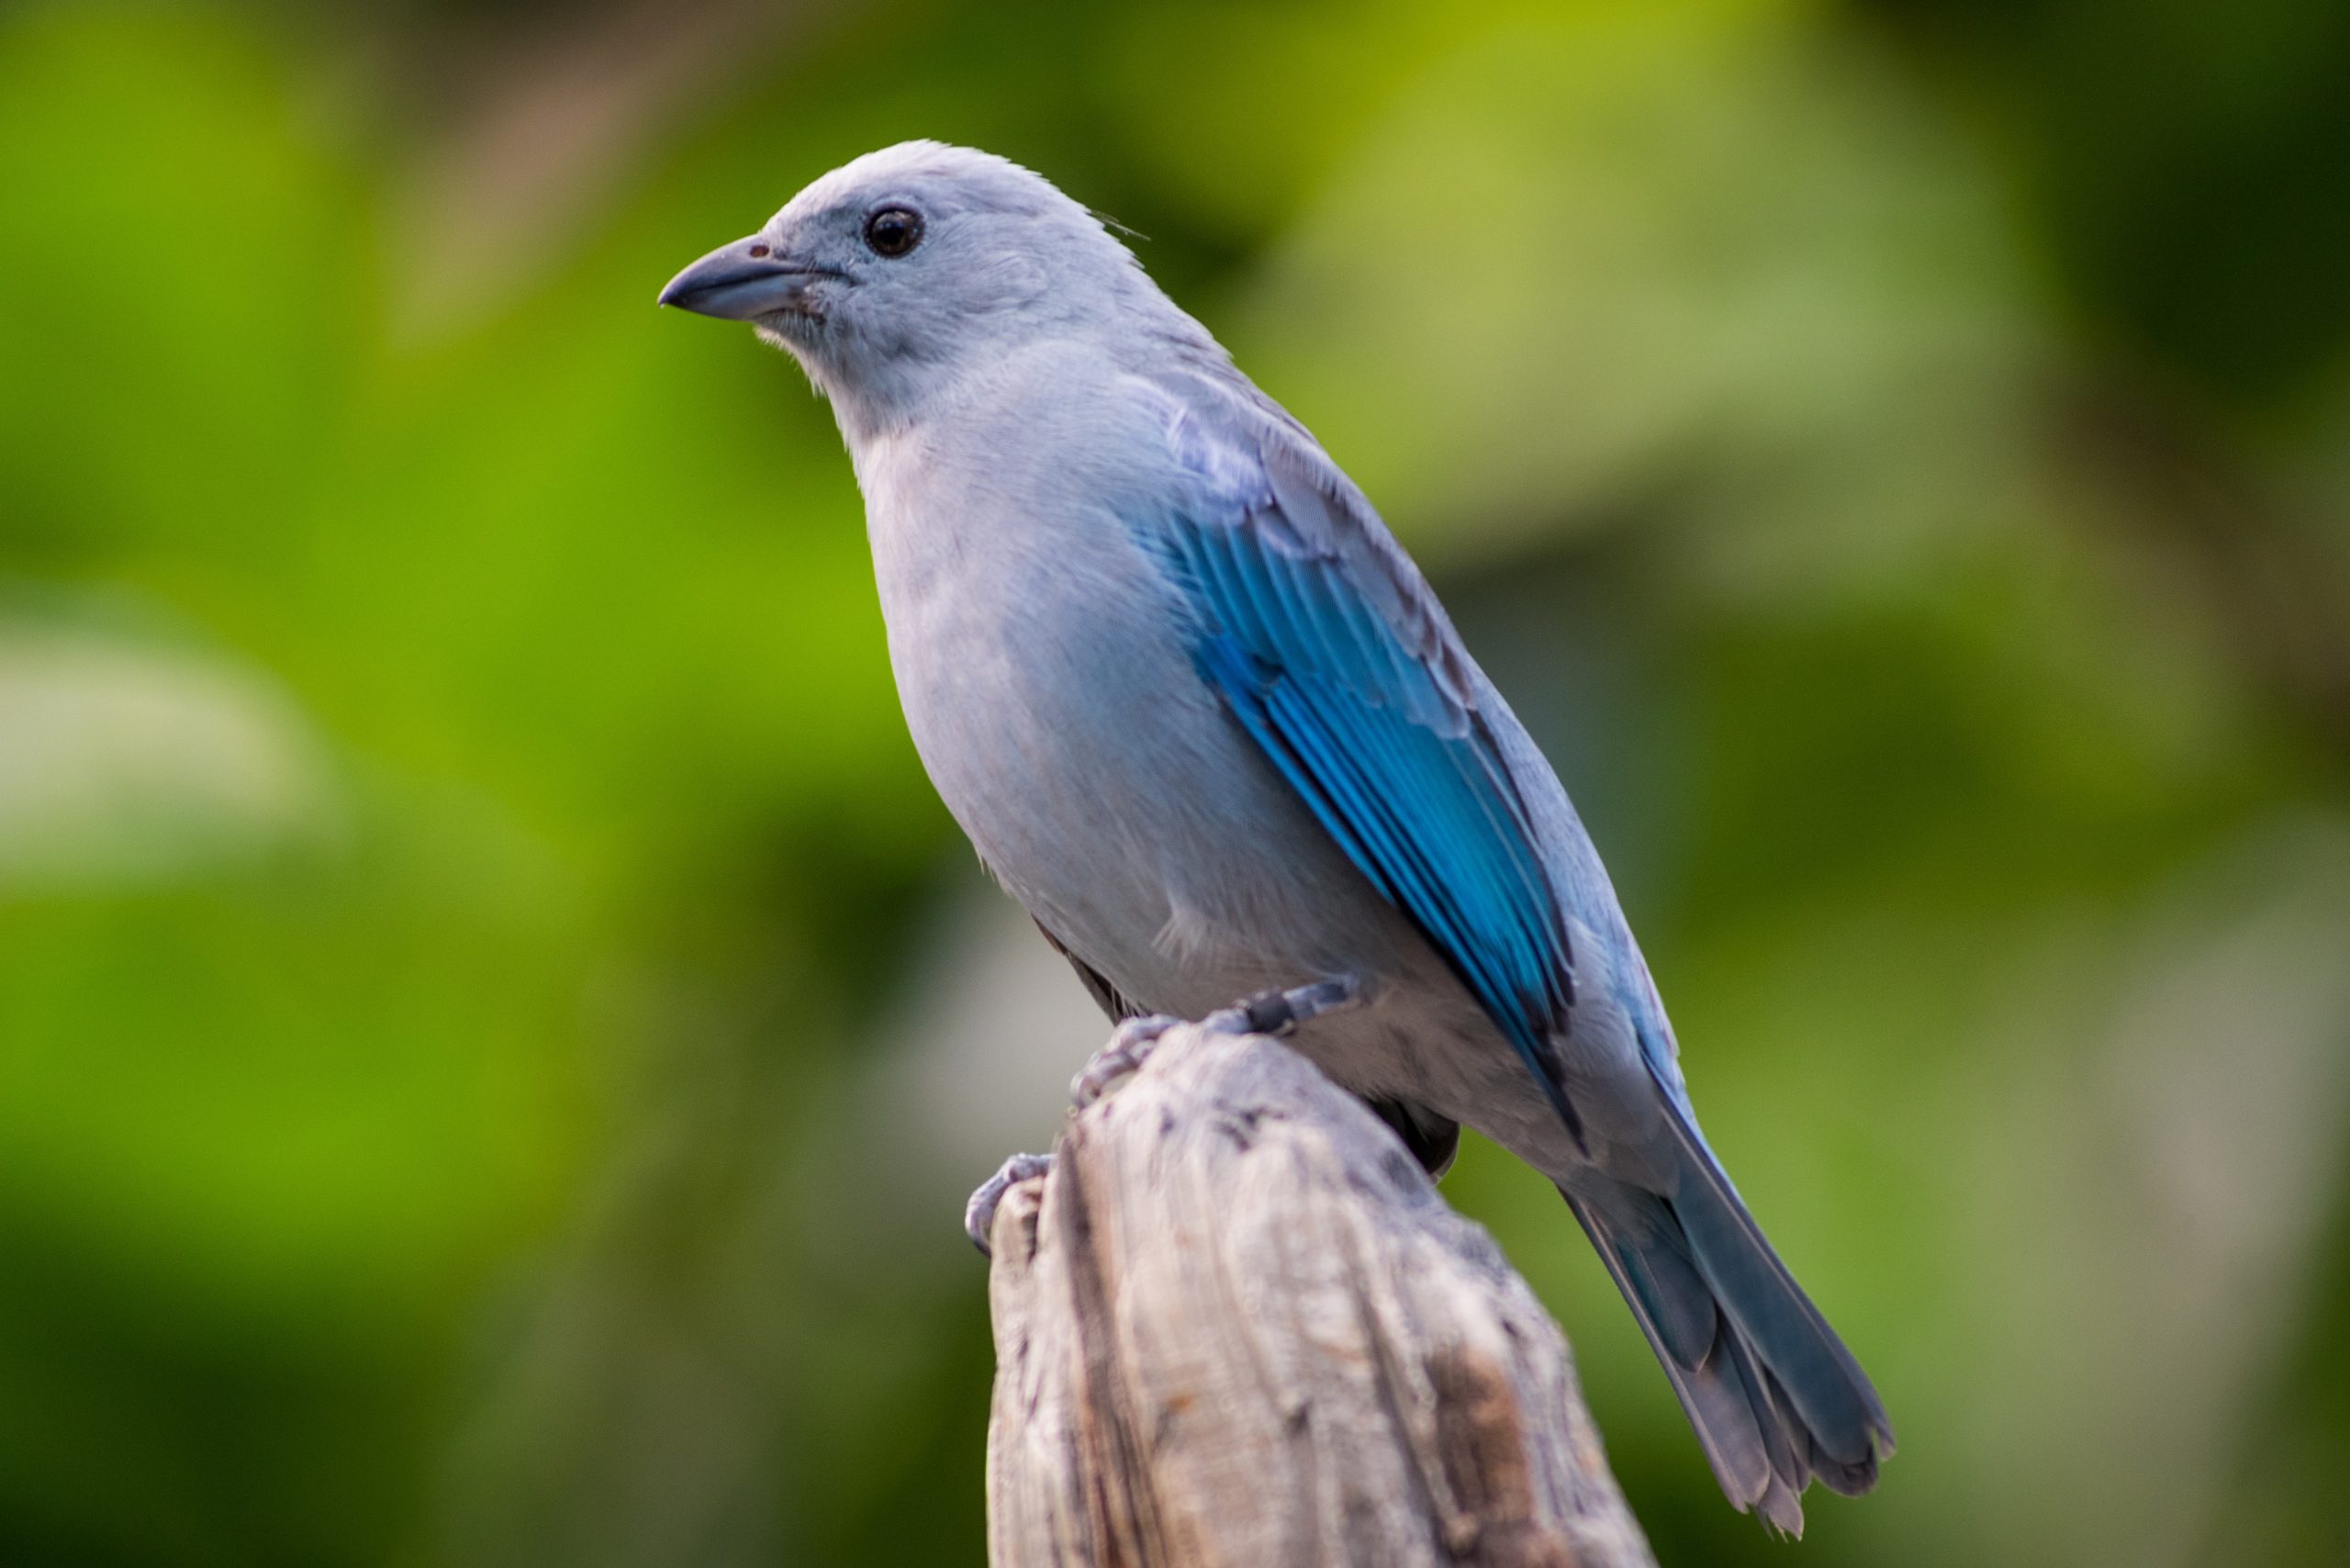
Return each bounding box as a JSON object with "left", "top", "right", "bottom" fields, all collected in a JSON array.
[{"left": 657, "top": 235, "right": 833, "bottom": 320}]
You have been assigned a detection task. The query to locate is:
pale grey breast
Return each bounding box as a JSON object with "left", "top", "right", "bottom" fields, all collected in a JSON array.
[{"left": 856, "top": 354, "right": 1379, "bottom": 1016}]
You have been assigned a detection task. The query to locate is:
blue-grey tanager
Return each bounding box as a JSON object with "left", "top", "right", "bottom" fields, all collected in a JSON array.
[{"left": 660, "top": 141, "right": 1892, "bottom": 1531}]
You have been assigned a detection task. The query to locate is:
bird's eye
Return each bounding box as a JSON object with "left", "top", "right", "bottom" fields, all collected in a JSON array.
[{"left": 863, "top": 206, "right": 924, "bottom": 258}]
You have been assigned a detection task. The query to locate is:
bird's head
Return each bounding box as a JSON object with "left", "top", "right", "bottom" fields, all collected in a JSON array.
[{"left": 659, "top": 141, "right": 1151, "bottom": 428}]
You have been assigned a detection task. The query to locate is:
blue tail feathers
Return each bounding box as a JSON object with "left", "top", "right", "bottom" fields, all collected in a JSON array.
[{"left": 1561, "top": 1111, "right": 1892, "bottom": 1535}]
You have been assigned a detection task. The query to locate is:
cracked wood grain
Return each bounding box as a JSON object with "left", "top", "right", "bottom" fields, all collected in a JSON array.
[{"left": 982, "top": 1023, "right": 1655, "bottom": 1568}]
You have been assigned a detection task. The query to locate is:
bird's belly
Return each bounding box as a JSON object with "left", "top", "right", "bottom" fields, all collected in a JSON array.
[{"left": 880, "top": 528, "right": 1392, "bottom": 1018}]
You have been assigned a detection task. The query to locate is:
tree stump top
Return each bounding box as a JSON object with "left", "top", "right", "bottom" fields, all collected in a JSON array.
[{"left": 982, "top": 1021, "right": 1657, "bottom": 1568}]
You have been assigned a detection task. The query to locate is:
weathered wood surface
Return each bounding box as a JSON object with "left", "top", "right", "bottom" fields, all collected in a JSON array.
[{"left": 981, "top": 1022, "right": 1657, "bottom": 1568}]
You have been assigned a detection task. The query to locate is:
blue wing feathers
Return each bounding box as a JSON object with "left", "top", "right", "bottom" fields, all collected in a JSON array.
[
  {"left": 1151, "top": 387, "right": 1892, "bottom": 1522},
  {"left": 1136, "top": 422, "right": 1582, "bottom": 1143}
]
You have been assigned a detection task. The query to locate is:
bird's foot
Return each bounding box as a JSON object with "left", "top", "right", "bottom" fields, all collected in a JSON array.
[
  {"left": 1069, "top": 1013, "right": 1181, "bottom": 1109},
  {"left": 972, "top": 980, "right": 1366, "bottom": 1256},
  {"left": 965, "top": 1150, "right": 1053, "bottom": 1257},
  {"left": 1069, "top": 978, "right": 1365, "bottom": 1110}
]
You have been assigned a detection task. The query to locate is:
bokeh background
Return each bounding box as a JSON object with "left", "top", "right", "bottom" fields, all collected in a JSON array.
[{"left": 5, "top": 0, "right": 2349, "bottom": 1563}]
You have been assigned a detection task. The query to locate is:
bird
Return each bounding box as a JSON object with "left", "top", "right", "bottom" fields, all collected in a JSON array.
[{"left": 659, "top": 140, "right": 1892, "bottom": 1533}]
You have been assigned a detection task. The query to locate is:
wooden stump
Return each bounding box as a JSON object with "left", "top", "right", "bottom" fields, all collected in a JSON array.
[{"left": 981, "top": 1021, "right": 1656, "bottom": 1568}]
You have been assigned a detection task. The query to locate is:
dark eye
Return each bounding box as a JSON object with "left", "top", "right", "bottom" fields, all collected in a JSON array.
[{"left": 863, "top": 206, "right": 923, "bottom": 258}]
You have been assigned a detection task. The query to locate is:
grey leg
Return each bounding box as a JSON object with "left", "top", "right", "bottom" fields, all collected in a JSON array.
[{"left": 1201, "top": 977, "right": 1362, "bottom": 1037}]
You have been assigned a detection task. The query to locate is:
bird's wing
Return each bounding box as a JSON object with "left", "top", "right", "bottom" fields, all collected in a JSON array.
[{"left": 1129, "top": 373, "right": 1583, "bottom": 1144}]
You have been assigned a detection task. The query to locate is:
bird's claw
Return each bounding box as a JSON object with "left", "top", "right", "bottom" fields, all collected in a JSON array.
[
  {"left": 1069, "top": 1014, "right": 1180, "bottom": 1109},
  {"left": 965, "top": 1150, "right": 1054, "bottom": 1257}
]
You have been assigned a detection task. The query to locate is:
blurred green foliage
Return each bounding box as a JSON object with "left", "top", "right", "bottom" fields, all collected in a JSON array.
[{"left": 2, "top": 1, "right": 2347, "bottom": 1564}]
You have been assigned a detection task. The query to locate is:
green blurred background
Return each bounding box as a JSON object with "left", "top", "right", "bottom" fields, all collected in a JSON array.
[{"left": 4, "top": 0, "right": 2348, "bottom": 1562}]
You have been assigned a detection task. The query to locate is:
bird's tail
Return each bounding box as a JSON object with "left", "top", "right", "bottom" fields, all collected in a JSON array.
[{"left": 1561, "top": 1113, "right": 1893, "bottom": 1535}]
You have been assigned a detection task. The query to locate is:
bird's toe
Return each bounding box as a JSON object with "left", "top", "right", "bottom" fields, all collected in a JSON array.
[
  {"left": 1069, "top": 1014, "right": 1181, "bottom": 1108},
  {"left": 965, "top": 1150, "right": 1054, "bottom": 1257}
]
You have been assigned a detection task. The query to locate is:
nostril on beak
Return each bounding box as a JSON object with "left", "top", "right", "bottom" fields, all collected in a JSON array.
[{"left": 660, "top": 234, "right": 834, "bottom": 317}]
